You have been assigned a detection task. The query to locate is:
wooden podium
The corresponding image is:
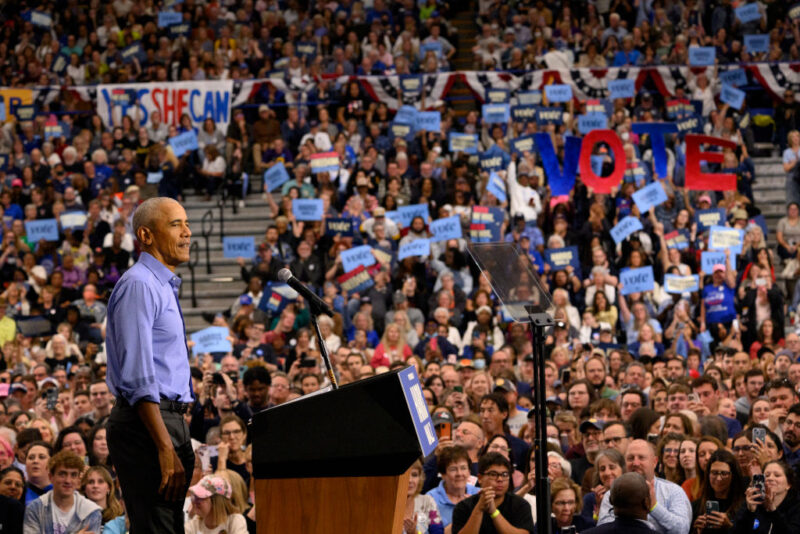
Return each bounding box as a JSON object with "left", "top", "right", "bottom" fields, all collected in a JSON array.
[{"left": 250, "top": 368, "right": 437, "bottom": 534}]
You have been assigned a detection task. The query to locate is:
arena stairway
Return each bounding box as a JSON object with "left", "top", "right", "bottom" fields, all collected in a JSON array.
[{"left": 176, "top": 192, "right": 276, "bottom": 333}]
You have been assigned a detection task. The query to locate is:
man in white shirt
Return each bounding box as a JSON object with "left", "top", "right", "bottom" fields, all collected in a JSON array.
[{"left": 597, "top": 440, "right": 691, "bottom": 534}]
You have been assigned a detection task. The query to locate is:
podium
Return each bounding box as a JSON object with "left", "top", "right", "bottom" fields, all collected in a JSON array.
[{"left": 250, "top": 367, "right": 437, "bottom": 533}]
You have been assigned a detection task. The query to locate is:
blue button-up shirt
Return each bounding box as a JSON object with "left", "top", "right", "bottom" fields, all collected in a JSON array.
[
  {"left": 427, "top": 480, "right": 479, "bottom": 527},
  {"left": 106, "top": 252, "right": 192, "bottom": 405},
  {"left": 598, "top": 476, "right": 691, "bottom": 534}
]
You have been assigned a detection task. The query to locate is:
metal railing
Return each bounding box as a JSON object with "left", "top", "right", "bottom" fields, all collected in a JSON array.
[
  {"left": 201, "top": 209, "right": 213, "bottom": 275},
  {"left": 186, "top": 241, "right": 199, "bottom": 308}
]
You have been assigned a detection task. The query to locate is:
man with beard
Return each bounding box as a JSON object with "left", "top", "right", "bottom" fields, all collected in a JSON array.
[
  {"left": 598, "top": 440, "right": 691, "bottom": 534},
  {"left": 585, "top": 356, "right": 618, "bottom": 399},
  {"left": 781, "top": 404, "right": 800, "bottom": 467},
  {"left": 571, "top": 419, "right": 603, "bottom": 489}
]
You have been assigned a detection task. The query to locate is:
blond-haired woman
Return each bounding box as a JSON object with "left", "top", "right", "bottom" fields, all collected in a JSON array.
[
  {"left": 185, "top": 475, "right": 247, "bottom": 534},
  {"left": 404, "top": 459, "right": 443, "bottom": 534}
]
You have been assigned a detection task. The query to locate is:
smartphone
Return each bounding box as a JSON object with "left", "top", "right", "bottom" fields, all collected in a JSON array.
[
  {"left": 688, "top": 393, "right": 699, "bottom": 404},
  {"left": 46, "top": 388, "right": 58, "bottom": 411},
  {"left": 436, "top": 422, "right": 452, "bottom": 441},
  {"left": 560, "top": 527, "right": 577, "bottom": 534},
  {"left": 753, "top": 427, "right": 766, "bottom": 445},
  {"left": 453, "top": 386, "right": 463, "bottom": 393},
  {"left": 561, "top": 368, "right": 571, "bottom": 384},
  {"left": 705, "top": 501, "right": 720, "bottom": 514},
  {"left": 299, "top": 359, "right": 316, "bottom": 368},
  {"left": 751, "top": 474, "right": 765, "bottom": 502},
  {"left": 647, "top": 433, "right": 659, "bottom": 444},
  {"left": 212, "top": 372, "right": 225, "bottom": 386}
]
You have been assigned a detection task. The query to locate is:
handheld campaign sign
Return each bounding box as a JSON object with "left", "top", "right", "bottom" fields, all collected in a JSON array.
[
  {"left": 709, "top": 225, "right": 744, "bottom": 256},
  {"left": 310, "top": 151, "right": 339, "bottom": 174},
  {"left": 719, "top": 69, "right": 747, "bottom": 87},
  {"left": 744, "top": 34, "right": 770, "bottom": 53},
  {"left": 664, "top": 274, "right": 700, "bottom": 294},
  {"left": 545, "top": 84, "right": 572, "bottom": 103},
  {"left": 701, "top": 251, "right": 727, "bottom": 273},
  {"left": 482, "top": 104, "right": 510, "bottom": 124},
  {"left": 223, "top": 236, "right": 256, "bottom": 259},
  {"left": 620, "top": 266, "right": 655, "bottom": 295},
  {"left": 449, "top": 133, "right": 479, "bottom": 154},
  {"left": 147, "top": 171, "right": 164, "bottom": 184},
  {"left": 396, "top": 204, "right": 430, "bottom": 227},
  {"left": 341, "top": 245, "right": 376, "bottom": 273},
  {"left": 486, "top": 88, "right": 510, "bottom": 104},
  {"left": 430, "top": 215, "right": 462, "bottom": 241},
  {"left": 415, "top": 111, "right": 441, "bottom": 132},
  {"left": 25, "top": 219, "right": 59, "bottom": 242},
  {"left": 735, "top": 3, "right": 761, "bottom": 23},
  {"left": 158, "top": 10, "right": 183, "bottom": 27},
  {"left": 720, "top": 84, "right": 746, "bottom": 109},
  {"left": 395, "top": 105, "right": 418, "bottom": 125},
  {"left": 486, "top": 172, "right": 507, "bottom": 202},
  {"left": 696, "top": 208, "right": 727, "bottom": 232},
  {"left": 169, "top": 130, "right": 198, "bottom": 157},
  {"left": 190, "top": 326, "right": 232, "bottom": 356},
  {"left": 631, "top": 181, "right": 668, "bottom": 213},
  {"left": 511, "top": 105, "right": 537, "bottom": 123},
  {"left": 608, "top": 79, "right": 635, "bottom": 100},
  {"left": 398, "top": 366, "right": 438, "bottom": 457},
  {"left": 292, "top": 199, "right": 324, "bottom": 221},
  {"left": 544, "top": 246, "right": 581, "bottom": 274},
  {"left": 510, "top": 135, "right": 536, "bottom": 156},
  {"left": 325, "top": 218, "right": 357, "bottom": 237},
  {"left": 665, "top": 229, "right": 690, "bottom": 250},
  {"left": 60, "top": 212, "right": 87, "bottom": 230},
  {"left": 398, "top": 239, "right": 431, "bottom": 260},
  {"left": 689, "top": 46, "right": 716, "bottom": 66},
  {"left": 578, "top": 113, "right": 607, "bottom": 134},
  {"left": 263, "top": 162, "right": 290, "bottom": 191},
  {"left": 610, "top": 216, "right": 644, "bottom": 244}
]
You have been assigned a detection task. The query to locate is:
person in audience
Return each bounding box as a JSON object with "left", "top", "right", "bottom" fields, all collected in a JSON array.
[
  {"left": 691, "top": 449, "right": 745, "bottom": 534},
  {"left": 185, "top": 475, "right": 247, "bottom": 534}
]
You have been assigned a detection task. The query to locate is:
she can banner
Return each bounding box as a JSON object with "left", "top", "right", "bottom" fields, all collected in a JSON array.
[{"left": 96, "top": 80, "right": 233, "bottom": 130}]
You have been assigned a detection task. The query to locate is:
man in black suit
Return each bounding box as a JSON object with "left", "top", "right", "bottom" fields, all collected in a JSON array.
[{"left": 583, "top": 473, "right": 655, "bottom": 534}]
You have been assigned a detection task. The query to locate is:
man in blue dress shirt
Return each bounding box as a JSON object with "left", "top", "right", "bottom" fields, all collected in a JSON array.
[{"left": 105, "top": 197, "right": 195, "bottom": 533}]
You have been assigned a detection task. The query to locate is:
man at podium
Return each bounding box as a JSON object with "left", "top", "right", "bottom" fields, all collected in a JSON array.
[{"left": 451, "top": 452, "right": 535, "bottom": 534}]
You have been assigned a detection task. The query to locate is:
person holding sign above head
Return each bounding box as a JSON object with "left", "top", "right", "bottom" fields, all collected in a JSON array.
[
  {"left": 105, "top": 197, "right": 195, "bottom": 533},
  {"left": 700, "top": 249, "right": 737, "bottom": 343}
]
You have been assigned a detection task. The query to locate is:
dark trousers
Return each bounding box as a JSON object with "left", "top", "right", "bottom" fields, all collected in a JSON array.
[{"left": 107, "top": 403, "right": 195, "bottom": 534}]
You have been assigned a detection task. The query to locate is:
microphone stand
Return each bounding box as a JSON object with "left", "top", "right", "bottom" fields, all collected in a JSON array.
[{"left": 307, "top": 298, "right": 338, "bottom": 390}]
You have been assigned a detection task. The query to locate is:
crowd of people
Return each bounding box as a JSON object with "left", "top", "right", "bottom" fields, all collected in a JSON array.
[{"left": 3, "top": 0, "right": 800, "bottom": 534}]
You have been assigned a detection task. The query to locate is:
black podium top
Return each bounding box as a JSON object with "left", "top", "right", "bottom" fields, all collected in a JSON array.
[{"left": 251, "top": 367, "right": 435, "bottom": 479}]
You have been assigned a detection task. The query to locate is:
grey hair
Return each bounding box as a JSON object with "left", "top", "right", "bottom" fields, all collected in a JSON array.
[
  {"left": 132, "top": 197, "right": 176, "bottom": 238},
  {"left": 547, "top": 451, "right": 572, "bottom": 478}
]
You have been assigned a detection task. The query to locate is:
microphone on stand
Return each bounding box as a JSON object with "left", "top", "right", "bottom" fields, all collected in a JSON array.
[{"left": 277, "top": 268, "right": 334, "bottom": 317}]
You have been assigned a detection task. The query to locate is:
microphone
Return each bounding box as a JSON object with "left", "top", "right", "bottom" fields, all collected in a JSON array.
[{"left": 277, "top": 268, "right": 333, "bottom": 317}]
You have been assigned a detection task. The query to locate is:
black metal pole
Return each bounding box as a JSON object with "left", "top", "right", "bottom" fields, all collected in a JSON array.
[
  {"left": 528, "top": 312, "right": 552, "bottom": 534},
  {"left": 217, "top": 200, "right": 225, "bottom": 243},
  {"left": 309, "top": 310, "right": 338, "bottom": 390}
]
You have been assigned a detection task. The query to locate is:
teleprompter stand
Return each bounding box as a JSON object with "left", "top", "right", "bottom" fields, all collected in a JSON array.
[{"left": 468, "top": 242, "right": 555, "bottom": 534}]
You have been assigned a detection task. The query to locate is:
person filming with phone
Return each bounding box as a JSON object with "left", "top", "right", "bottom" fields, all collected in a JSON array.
[
  {"left": 691, "top": 450, "right": 744, "bottom": 534},
  {"left": 733, "top": 460, "right": 800, "bottom": 534}
]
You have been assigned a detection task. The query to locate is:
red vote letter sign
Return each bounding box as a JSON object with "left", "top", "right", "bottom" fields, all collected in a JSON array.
[
  {"left": 579, "top": 130, "right": 625, "bottom": 194},
  {"left": 684, "top": 134, "right": 737, "bottom": 191}
]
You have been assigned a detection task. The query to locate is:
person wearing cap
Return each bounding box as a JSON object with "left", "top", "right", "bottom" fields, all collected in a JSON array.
[
  {"left": 23, "top": 449, "right": 102, "bottom": 532},
  {"left": 361, "top": 206, "right": 399, "bottom": 239},
  {"left": 105, "top": 198, "right": 195, "bottom": 532},
  {"left": 184, "top": 474, "right": 246, "bottom": 534},
  {"left": 700, "top": 249, "right": 737, "bottom": 342},
  {"left": 494, "top": 377, "right": 528, "bottom": 436}
]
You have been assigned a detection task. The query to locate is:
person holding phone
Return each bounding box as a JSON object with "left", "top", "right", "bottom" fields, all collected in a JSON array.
[
  {"left": 733, "top": 461, "right": 800, "bottom": 534},
  {"left": 691, "top": 449, "right": 745, "bottom": 534}
]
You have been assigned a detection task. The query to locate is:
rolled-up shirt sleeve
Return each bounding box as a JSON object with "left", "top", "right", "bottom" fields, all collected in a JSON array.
[{"left": 107, "top": 279, "right": 160, "bottom": 405}]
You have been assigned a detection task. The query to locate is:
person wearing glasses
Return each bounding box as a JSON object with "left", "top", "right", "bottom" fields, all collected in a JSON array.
[
  {"left": 580, "top": 449, "right": 625, "bottom": 526},
  {"left": 597, "top": 440, "right": 692, "bottom": 534},
  {"left": 551, "top": 476, "right": 595, "bottom": 532},
  {"left": 601, "top": 422, "right": 632, "bottom": 455},
  {"left": 211, "top": 415, "right": 250, "bottom": 489},
  {"left": 451, "top": 452, "right": 535, "bottom": 534},
  {"left": 691, "top": 449, "right": 745, "bottom": 534}
]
